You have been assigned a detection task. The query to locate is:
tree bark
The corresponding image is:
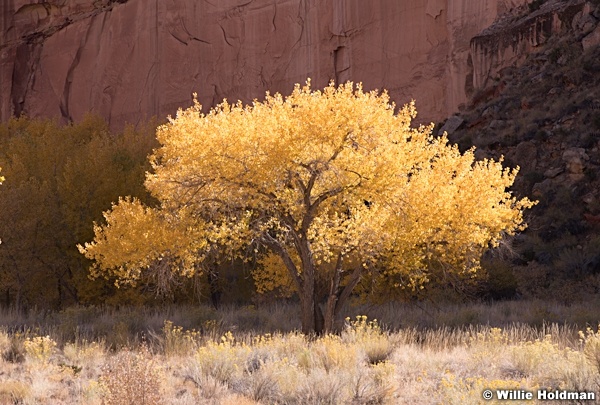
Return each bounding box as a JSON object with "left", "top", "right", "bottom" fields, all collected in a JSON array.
[
  {"left": 265, "top": 235, "right": 318, "bottom": 335},
  {"left": 323, "top": 295, "right": 338, "bottom": 333},
  {"left": 323, "top": 254, "right": 343, "bottom": 333},
  {"left": 300, "top": 280, "right": 315, "bottom": 334},
  {"left": 323, "top": 263, "right": 364, "bottom": 333},
  {"left": 314, "top": 300, "right": 325, "bottom": 335},
  {"left": 298, "top": 235, "right": 318, "bottom": 335}
]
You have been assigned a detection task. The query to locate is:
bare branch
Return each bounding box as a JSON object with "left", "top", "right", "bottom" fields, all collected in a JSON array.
[
  {"left": 260, "top": 234, "right": 303, "bottom": 291},
  {"left": 336, "top": 262, "right": 364, "bottom": 312}
]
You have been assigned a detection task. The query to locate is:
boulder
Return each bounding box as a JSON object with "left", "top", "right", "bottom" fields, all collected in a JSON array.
[
  {"left": 572, "top": 9, "right": 597, "bottom": 35},
  {"left": 532, "top": 178, "right": 553, "bottom": 198},
  {"left": 544, "top": 167, "right": 563, "bottom": 178},
  {"left": 582, "top": 24, "right": 600, "bottom": 52},
  {"left": 488, "top": 119, "right": 507, "bottom": 130},
  {"left": 438, "top": 116, "right": 464, "bottom": 135},
  {"left": 562, "top": 147, "right": 589, "bottom": 175},
  {"left": 513, "top": 140, "right": 538, "bottom": 171},
  {"left": 582, "top": 192, "right": 596, "bottom": 205}
]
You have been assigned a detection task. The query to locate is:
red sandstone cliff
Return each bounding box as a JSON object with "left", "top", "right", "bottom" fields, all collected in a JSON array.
[
  {"left": 470, "top": 0, "right": 595, "bottom": 91},
  {"left": 1, "top": 0, "right": 529, "bottom": 128}
]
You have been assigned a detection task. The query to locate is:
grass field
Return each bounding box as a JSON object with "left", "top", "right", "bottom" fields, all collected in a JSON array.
[{"left": 0, "top": 300, "right": 599, "bottom": 404}]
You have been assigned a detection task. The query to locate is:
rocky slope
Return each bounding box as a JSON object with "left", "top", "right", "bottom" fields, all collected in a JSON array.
[
  {"left": 2, "top": 0, "right": 527, "bottom": 128},
  {"left": 442, "top": 0, "right": 600, "bottom": 302}
]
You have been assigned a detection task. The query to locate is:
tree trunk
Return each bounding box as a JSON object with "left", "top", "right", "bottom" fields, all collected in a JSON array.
[
  {"left": 323, "top": 263, "right": 364, "bottom": 334},
  {"left": 314, "top": 300, "right": 325, "bottom": 335},
  {"left": 300, "top": 283, "right": 315, "bottom": 334},
  {"left": 294, "top": 227, "right": 319, "bottom": 335},
  {"left": 299, "top": 288, "right": 327, "bottom": 335},
  {"left": 15, "top": 288, "right": 21, "bottom": 310},
  {"left": 268, "top": 240, "right": 317, "bottom": 335},
  {"left": 323, "top": 254, "right": 344, "bottom": 333},
  {"left": 323, "top": 294, "right": 338, "bottom": 333},
  {"left": 207, "top": 269, "right": 221, "bottom": 309}
]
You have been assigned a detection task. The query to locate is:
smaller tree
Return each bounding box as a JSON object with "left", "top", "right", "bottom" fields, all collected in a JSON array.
[
  {"left": 79, "top": 81, "right": 534, "bottom": 334},
  {"left": 0, "top": 116, "right": 157, "bottom": 308}
]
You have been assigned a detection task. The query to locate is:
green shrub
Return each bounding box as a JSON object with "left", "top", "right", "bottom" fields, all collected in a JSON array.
[{"left": 482, "top": 258, "right": 518, "bottom": 300}]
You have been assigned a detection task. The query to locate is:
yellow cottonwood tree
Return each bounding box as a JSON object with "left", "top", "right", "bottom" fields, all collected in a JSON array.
[{"left": 79, "top": 81, "right": 534, "bottom": 334}]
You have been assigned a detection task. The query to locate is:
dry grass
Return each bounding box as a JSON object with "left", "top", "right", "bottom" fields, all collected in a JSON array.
[{"left": 0, "top": 301, "right": 598, "bottom": 403}]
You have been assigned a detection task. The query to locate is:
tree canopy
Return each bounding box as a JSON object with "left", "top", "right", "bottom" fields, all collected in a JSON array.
[
  {"left": 0, "top": 116, "right": 157, "bottom": 307},
  {"left": 79, "top": 81, "right": 534, "bottom": 333}
]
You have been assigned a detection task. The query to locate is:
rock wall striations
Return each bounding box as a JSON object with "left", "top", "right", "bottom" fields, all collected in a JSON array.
[
  {"left": 1, "top": 0, "right": 528, "bottom": 128},
  {"left": 470, "top": 0, "right": 590, "bottom": 91}
]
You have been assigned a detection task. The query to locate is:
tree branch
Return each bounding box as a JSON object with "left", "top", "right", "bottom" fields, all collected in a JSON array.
[
  {"left": 329, "top": 253, "right": 344, "bottom": 298},
  {"left": 335, "top": 262, "right": 364, "bottom": 315},
  {"left": 260, "top": 235, "right": 303, "bottom": 291}
]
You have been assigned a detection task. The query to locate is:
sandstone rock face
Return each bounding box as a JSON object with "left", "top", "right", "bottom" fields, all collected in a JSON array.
[
  {"left": 2, "top": 0, "right": 528, "bottom": 129},
  {"left": 470, "top": 0, "right": 589, "bottom": 91}
]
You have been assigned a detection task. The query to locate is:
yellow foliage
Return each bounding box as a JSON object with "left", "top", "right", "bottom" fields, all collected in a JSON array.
[
  {"left": 79, "top": 80, "right": 534, "bottom": 327},
  {"left": 194, "top": 331, "right": 251, "bottom": 384},
  {"left": 63, "top": 339, "right": 106, "bottom": 365},
  {"left": 343, "top": 316, "right": 393, "bottom": 364},
  {"left": 579, "top": 325, "right": 600, "bottom": 373},
  {"left": 253, "top": 253, "right": 297, "bottom": 297},
  {"left": 24, "top": 335, "right": 57, "bottom": 365},
  {"left": 470, "top": 327, "right": 510, "bottom": 346},
  {"left": 307, "top": 334, "right": 360, "bottom": 372},
  {"left": 161, "top": 320, "right": 200, "bottom": 357},
  {"left": 509, "top": 335, "right": 571, "bottom": 379},
  {"left": 78, "top": 198, "right": 209, "bottom": 285}
]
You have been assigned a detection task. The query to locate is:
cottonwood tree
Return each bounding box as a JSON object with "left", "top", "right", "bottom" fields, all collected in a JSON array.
[
  {"left": 0, "top": 116, "right": 156, "bottom": 307},
  {"left": 79, "top": 81, "right": 534, "bottom": 334}
]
